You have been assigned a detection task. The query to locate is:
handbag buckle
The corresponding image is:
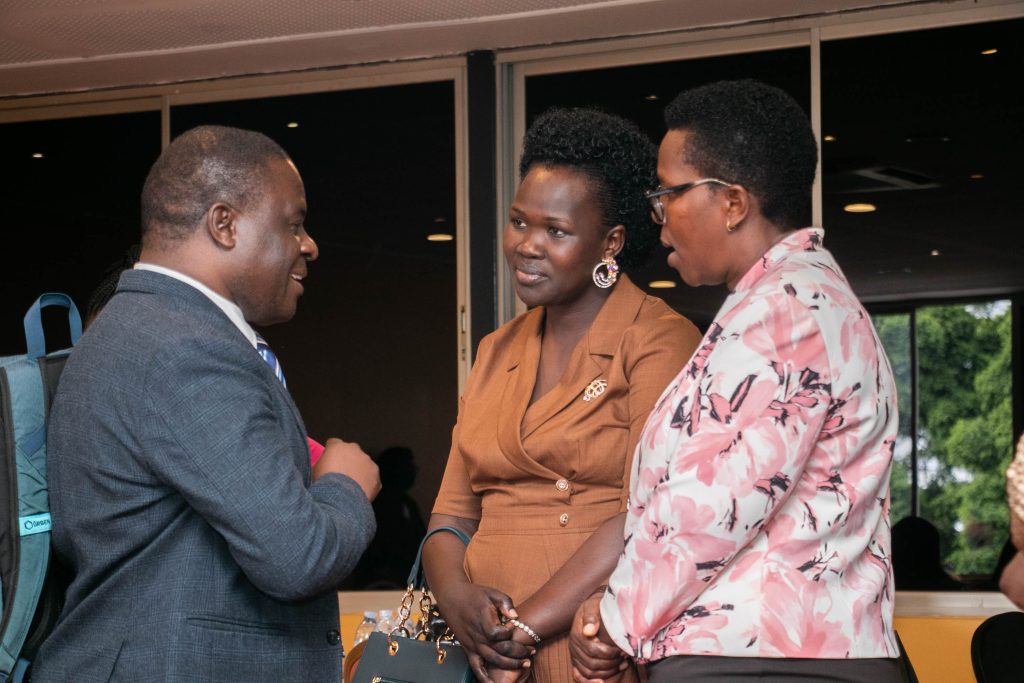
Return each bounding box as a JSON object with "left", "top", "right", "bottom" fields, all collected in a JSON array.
[{"left": 387, "top": 635, "right": 400, "bottom": 656}]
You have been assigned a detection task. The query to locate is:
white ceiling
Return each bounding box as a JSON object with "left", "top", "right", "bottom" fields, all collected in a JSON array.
[{"left": 0, "top": 0, "right": 917, "bottom": 98}]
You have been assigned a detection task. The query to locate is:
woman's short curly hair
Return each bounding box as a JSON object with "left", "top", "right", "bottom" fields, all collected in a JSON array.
[
  {"left": 664, "top": 79, "right": 817, "bottom": 230},
  {"left": 519, "top": 108, "right": 658, "bottom": 270}
]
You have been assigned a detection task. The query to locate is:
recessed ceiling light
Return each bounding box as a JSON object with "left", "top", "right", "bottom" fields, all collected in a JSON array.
[
  {"left": 286, "top": 122, "right": 299, "bottom": 128},
  {"left": 981, "top": 48, "right": 998, "bottom": 55},
  {"left": 31, "top": 152, "right": 44, "bottom": 158},
  {"left": 970, "top": 173, "right": 984, "bottom": 179},
  {"left": 644, "top": 94, "right": 659, "bottom": 101},
  {"left": 843, "top": 203, "right": 876, "bottom": 213},
  {"left": 648, "top": 280, "right": 676, "bottom": 289},
  {"left": 823, "top": 135, "right": 837, "bottom": 142},
  {"left": 930, "top": 249, "right": 941, "bottom": 256},
  {"left": 427, "top": 233, "right": 453, "bottom": 242},
  {"left": 433, "top": 216, "right": 446, "bottom": 223}
]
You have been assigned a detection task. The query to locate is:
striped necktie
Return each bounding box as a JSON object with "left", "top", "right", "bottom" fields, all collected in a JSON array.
[
  {"left": 255, "top": 335, "right": 287, "bottom": 388},
  {"left": 254, "top": 335, "right": 326, "bottom": 464}
]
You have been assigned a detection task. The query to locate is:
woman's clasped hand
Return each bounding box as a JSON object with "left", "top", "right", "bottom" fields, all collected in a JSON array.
[
  {"left": 439, "top": 581, "right": 535, "bottom": 682},
  {"left": 569, "top": 594, "right": 627, "bottom": 683}
]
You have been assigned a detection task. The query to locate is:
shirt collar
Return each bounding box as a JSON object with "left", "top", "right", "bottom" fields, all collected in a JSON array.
[
  {"left": 133, "top": 262, "right": 258, "bottom": 348},
  {"left": 730, "top": 227, "right": 825, "bottom": 295}
]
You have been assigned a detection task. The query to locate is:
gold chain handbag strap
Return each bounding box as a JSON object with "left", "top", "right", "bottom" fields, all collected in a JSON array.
[{"left": 385, "top": 526, "right": 471, "bottom": 661}]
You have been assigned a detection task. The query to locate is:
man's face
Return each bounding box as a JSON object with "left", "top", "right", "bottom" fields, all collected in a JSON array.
[{"left": 231, "top": 157, "right": 317, "bottom": 326}]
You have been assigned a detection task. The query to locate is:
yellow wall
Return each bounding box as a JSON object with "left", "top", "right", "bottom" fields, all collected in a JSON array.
[{"left": 895, "top": 616, "right": 982, "bottom": 683}]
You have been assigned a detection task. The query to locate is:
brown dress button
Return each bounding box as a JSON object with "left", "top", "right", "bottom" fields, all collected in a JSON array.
[
  {"left": 559, "top": 513, "right": 569, "bottom": 526},
  {"left": 555, "top": 478, "right": 569, "bottom": 492}
]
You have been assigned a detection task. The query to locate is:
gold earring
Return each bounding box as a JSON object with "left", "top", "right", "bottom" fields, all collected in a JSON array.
[
  {"left": 726, "top": 218, "right": 738, "bottom": 233},
  {"left": 592, "top": 256, "right": 619, "bottom": 288}
]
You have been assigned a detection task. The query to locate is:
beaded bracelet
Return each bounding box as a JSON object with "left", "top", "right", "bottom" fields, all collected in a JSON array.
[{"left": 508, "top": 618, "right": 542, "bottom": 644}]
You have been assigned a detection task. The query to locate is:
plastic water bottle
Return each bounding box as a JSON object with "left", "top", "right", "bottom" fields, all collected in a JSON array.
[
  {"left": 376, "top": 609, "right": 394, "bottom": 634},
  {"left": 353, "top": 611, "right": 377, "bottom": 646}
]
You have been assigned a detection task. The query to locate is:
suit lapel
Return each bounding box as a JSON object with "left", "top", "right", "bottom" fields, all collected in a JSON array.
[
  {"left": 495, "top": 310, "right": 560, "bottom": 478},
  {"left": 520, "top": 275, "right": 646, "bottom": 440},
  {"left": 121, "top": 270, "right": 311, "bottom": 475}
]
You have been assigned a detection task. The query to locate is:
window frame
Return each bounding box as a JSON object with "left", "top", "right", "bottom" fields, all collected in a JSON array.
[{"left": 0, "top": 59, "right": 473, "bottom": 390}]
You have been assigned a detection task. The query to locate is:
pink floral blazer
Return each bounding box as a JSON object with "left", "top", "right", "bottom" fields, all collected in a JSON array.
[{"left": 600, "top": 228, "right": 899, "bottom": 661}]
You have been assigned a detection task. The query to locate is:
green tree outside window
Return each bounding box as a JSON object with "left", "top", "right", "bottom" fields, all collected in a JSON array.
[{"left": 876, "top": 301, "right": 1012, "bottom": 582}]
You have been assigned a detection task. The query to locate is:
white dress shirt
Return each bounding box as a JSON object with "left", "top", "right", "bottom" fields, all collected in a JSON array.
[{"left": 133, "top": 262, "right": 257, "bottom": 348}]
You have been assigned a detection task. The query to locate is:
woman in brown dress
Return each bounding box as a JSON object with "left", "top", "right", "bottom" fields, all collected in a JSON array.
[{"left": 423, "top": 108, "right": 702, "bottom": 683}]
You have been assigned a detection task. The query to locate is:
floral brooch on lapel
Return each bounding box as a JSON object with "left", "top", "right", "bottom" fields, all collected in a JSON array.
[{"left": 583, "top": 379, "right": 608, "bottom": 402}]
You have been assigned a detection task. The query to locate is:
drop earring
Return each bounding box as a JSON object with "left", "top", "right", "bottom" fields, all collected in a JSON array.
[{"left": 592, "top": 256, "right": 619, "bottom": 288}]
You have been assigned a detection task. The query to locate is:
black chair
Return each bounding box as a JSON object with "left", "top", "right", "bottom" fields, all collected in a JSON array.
[{"left": 971, "top": 611, "right": 1024, "bottom": 682}]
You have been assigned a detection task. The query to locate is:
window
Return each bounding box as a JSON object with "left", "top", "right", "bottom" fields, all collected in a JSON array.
[
  {"left": 522, "top": 45, "right": 810, "bottom": 328},
  {"left": 823, "top": 19, "right": 1023, "bottom": 588},
  {"left": 0, "top": 111, "right": 161, "bottom": 354},
  {"left": 170, "top": 82, "right": 459, "bottom": 529},
  {"left": 877, "top": 301, "right": 1014, "bottom": 585}
]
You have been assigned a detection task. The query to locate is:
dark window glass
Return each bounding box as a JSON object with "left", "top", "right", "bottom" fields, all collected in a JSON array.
[
  {"left": 525, "top": 47, "right": 810, "bottom": 328},
  {"left": 822, "top": 19, "right": 1023, "bottom": 300},
  {"left": 825, "top": 19, "right": 1022, "bottom": 589},
  {"left": 0, "top": 112, "right": 161, "bottom": 354},
  {"left": 170, "top": 82, "right": 458, "bottom": 533}
]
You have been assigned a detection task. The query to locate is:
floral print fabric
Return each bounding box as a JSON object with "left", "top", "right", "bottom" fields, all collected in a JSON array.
[{"left": 600, "top": 228, "right": 899, "bottom": 661}]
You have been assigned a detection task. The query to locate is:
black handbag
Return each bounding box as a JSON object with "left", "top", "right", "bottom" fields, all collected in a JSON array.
[{"left": 351, "top": 526, "right": 474, "bottom": 683}]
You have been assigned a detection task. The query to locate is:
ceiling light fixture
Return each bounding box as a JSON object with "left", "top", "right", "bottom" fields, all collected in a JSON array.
[
  {"left": 823, "top": 135, "right": 837, "bottom": 142},
  {"left": 648, "top": 280, "right": 676, "bottom": 289},
  {"left": 427, "top": 233, "right": 453, "bottom": 242},
  {"left": 970, "top": 173, "right": 985, "bottom": 179},
  {"left": 930, "top": 249, "right": 941, "bottom": 256},
  {"left": 981, "top": 48, "right": 998, "bottom": 55},
  {"left": 31, "top": 152, "right": 44, "bottom": 158},
  {"left": 843, "top": 203, "right": 876, "bottom": 213},
  {"left": 286, "top": 122, "right": 299, "bottom": 128},
  {"left": 644, "top": 94, "right": 659, "bottom": 101}
]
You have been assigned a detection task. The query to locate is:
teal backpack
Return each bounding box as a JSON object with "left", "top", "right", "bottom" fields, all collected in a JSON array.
[{"left": 0, "top": 294, "right": 81, "bottom": 683}]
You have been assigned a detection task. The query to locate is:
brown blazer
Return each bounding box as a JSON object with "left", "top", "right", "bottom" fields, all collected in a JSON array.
[
  {"left": 434, "top": 275, "right": 701, "bottom": 525},
  {"left": 432, "top": 275, "right": 701, "bottom": 682}
]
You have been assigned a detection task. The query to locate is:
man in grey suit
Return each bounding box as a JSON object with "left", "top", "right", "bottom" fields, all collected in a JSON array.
[{"left": 34, "top": 125, "right": 381, "bottom": 682}]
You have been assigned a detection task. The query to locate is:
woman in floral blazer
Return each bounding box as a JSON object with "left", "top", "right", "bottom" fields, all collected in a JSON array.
[{"left": 569, "top": 80, "right": 905, "bottom": 682}]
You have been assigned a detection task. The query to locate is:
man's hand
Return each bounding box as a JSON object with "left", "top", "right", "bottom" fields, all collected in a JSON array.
[
  {"left": 312, "top": 438, "right": 381, "bottom": 501},
  {"left": 569, "top": 593, "right": 627, "bottom": 683}
]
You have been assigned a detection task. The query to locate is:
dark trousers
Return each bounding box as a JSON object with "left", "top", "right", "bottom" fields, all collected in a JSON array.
[{"left": 646, "top": 655, "right": 906, "bottom": 682}]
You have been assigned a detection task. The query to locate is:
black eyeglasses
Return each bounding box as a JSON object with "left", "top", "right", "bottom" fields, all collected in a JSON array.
[{"left": 645, "top": 178, "right": 731, "bottom": 224}]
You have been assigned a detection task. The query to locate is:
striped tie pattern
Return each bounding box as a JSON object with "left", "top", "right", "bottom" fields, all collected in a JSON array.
[{"left": 255, "top": 335, "right": 287, "bottom": 388}]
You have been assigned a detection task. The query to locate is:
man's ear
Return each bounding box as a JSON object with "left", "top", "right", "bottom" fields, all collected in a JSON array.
[{"left": 206, "top": 203, "right": 237, "bottom": 249}]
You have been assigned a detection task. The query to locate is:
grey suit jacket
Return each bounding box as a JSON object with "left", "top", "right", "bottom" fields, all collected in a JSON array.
[{"left": 34, "top": 270, "right": 375, "bottom": 682}]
